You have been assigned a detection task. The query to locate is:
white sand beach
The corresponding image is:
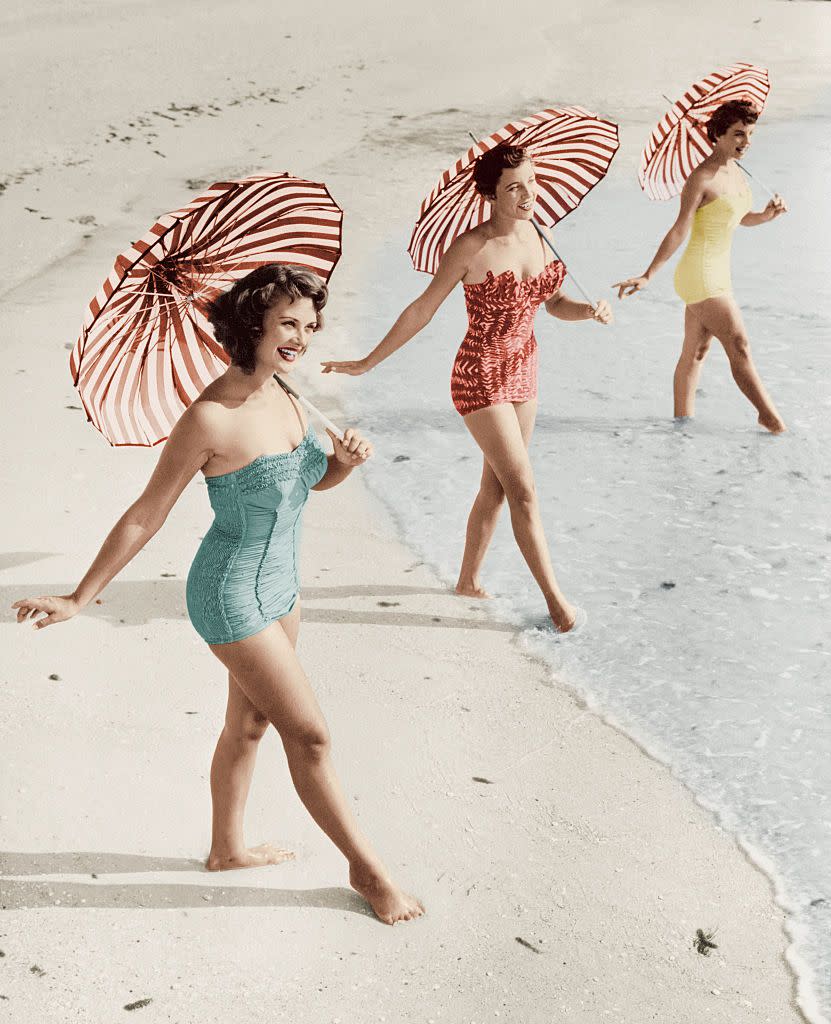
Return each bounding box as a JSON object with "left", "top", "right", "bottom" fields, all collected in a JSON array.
[{"left": 2, "top": 1, "right": 829, "bottom": 1021}]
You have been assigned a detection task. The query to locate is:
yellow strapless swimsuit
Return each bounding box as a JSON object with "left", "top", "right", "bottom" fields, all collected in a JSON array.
[{"left": 673, "top": 185, "right": 752, "bottom": 305}]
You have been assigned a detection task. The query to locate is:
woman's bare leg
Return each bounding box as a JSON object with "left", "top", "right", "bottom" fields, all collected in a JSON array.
[
  {"left": 207, "top": 622, "right": 423, "bottom": 924},
  {"left": 693, "top": 296, "right": 786, "bottom": 432},
  {"left": 462, "top": 403, "right": 576, "bottom": 631},
  {"left": 206, "top": 675, "right": 294, "bottom": 870},
  {"left": 456, "top": 400, "right": 538, "bottom": 597},
  {"left": 674, "top": 307, "right": 713, "bottom": 417},
  {"left": 207, "top": 604, "right": 301, "bottom": 870}
]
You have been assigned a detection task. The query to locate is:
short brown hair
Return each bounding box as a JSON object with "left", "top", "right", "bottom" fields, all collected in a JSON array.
[
  {"left": 472, "top": 144, "right": 531, "bottom": 198},
  {"left": 706, "top": 99, "right": 759, "bottom": 143},
  {"left": 207, "top": 263, "right": 328, "bottom": 374}
]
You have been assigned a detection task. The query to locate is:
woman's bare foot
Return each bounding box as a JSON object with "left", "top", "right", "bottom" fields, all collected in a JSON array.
[
  {"left": 758, "top": 411, "right": 786, "bottom": 434},
  {"left": 455, "top": 577, "right": 492, "bottom": 599},
  {"left": 349, "top": 864, "right": 424, "bottom": 925},
  {"left": 206, "top": 842, "right": 295, "bottom": 872},
  {"left": 548, "top": 599, "right": 578, "bottom": 633}
]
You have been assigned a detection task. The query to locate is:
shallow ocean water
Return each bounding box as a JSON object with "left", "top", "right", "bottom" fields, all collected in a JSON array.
[{"left": 347, "top": 119, "right": 831, "bottom": 1020}]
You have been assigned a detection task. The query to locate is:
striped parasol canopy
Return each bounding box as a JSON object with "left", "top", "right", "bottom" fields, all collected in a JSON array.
[
  {"left": 408, "top": 106, "right": 619, "bottom": 276},
  {"left": 70, "top": 173, "right": 343, "bottom": 446},
  {"left": 638, "top": 62, "right": 770, "bottom": 201}
]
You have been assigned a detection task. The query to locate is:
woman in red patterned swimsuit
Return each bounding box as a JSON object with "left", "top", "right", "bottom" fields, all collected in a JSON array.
[{"left": 322, "top": 146, "right": 612, "bottom": 632}]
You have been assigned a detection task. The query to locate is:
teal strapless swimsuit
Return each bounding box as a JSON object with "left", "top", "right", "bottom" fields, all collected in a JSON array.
[{"left": 186, "top": 425, "right": 328, "bottom": 645}]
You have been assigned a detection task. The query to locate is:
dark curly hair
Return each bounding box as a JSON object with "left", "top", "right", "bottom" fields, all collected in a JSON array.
[
  {"left": 472, "top": 144, "right": 531, "bottom": 199},
  {"left": 207, "top": 263, "right": 328, "bottom": 374},
  {"left": 705, "top": 99, "right": 759, "bottom": 143}
]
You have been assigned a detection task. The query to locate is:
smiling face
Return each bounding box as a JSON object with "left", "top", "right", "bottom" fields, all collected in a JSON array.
[
  {"left": 714, "top": 120, "right": 755, "bottom": 160},
  {"left": 256, "top": 295, "right": 319, "bottom": 374},
  {"left": 491, "top": 159, "right": 537, "bottom": 220}
]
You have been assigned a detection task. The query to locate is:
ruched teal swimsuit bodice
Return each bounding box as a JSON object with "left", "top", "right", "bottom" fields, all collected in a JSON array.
[{"left": 186, "top": 425, "right": 328, "bottom": 645}]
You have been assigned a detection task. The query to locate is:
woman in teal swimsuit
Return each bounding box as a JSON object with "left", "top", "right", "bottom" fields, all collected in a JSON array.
[{"left": 12, "top": 264, "right": 423, "bottom": 926}]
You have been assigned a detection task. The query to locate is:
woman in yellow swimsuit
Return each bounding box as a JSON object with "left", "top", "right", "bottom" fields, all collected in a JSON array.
[{"left": 614, "top": 99, "right": 788, "bottom": 433}]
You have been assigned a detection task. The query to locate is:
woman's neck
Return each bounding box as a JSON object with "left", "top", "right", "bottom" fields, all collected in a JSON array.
[
  {"left": 486, "top": 210, "right": 527, "bottom": 240},
  {"left": 221, "top": 365, "right": 276, "bottom": 400}
]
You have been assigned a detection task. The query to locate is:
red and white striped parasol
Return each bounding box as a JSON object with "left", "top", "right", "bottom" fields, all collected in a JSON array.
[
  {"left": 408, "top": 106, "right": 619, "bottom": 276},
  {"left": 70, "top": 173, "right": 343, "bottom": 447},
  {"left": 638, "top": 62, "right": 770, "bottom": 201}
]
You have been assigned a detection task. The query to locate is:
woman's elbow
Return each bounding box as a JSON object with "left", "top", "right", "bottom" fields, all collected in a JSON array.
[
  {"left": 124, "top": 501, "right": 166, "bottom": 537},
  {"left": 669, "top": 221, "right": 691, "bottom": 245},
  {"left": 405, "top": 300, "right": 433, "bottom": 331}
]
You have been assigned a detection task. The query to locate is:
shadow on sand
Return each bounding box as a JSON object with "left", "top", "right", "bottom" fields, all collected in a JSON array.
[
  {"left": 0, "top": 851, "right": 370, "bottom": 917},
  {"left": 3, "top": 574, "right": 514, "bottom": 633}
]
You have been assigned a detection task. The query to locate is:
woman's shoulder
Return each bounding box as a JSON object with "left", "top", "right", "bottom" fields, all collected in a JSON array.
[
  {"left": 180, "top": 387, "right": 235, "bottom": 441},
  {"left": 443, "top": 226, "right": 486, "bottom": 263},
  {"left": 684, "top": 162, "right": 719, "bottom": 194}
]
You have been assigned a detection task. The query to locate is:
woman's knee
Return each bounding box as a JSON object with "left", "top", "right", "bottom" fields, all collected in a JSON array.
[
  {"left": 281, "top": 719, "right": 331, "bottom": 762},
  {"left": 694, "top": 338, "right": 712, "bottom": 361},
  {"left": 479, "top": 476, "right": 505, "bottom": 508},
  {"left": 225, "top": 710, "right": 270, "bottom": 745},
  {"left": 726, "top": 331, "right": 751, "bottom": 361},
  {"left": 504, "top": 475, "right": 537, "bottom": 512}
]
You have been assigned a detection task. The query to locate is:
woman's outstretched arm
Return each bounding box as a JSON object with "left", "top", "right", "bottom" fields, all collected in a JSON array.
[
  {"left": 613, "top": 173, "right": 704, "bottom": 298},
  {"left": 320, "top": 235, "right": 474, "bottom": 376},
  {"left": 12, "top": 406, "right": 214, "bottom": 629}
]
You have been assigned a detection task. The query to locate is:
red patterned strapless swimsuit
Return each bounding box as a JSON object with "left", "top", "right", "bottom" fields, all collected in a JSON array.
[{"left": 450, "top": 259, "right": 567, "bottom": 416}]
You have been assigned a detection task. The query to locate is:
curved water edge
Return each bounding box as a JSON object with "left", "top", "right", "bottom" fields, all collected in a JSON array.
[{"left": 517, "top": 627, "right": 825, "bottom": 1024}]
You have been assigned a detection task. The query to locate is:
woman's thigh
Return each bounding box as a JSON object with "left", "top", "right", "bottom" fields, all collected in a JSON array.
[
  {"left": 690, "top": 295, "right": 747, "bottom": 350},
  {"left": 514, "top": 398, "right": 538, "bottom": 448},
  {"left": 680, "top": 306, "right": 713, "bottom": 357},
  {"left": 278, "top": 602, "right": 301, "bottom": 649},
  {"left": 209, "top": 623, "right": 327, "bottom": 743},
  {"left": 477, "top": 400, "right": 537, "bottom": 492},
  {"left": 463, "top": 403, "right": 536, "bottom": 494}
]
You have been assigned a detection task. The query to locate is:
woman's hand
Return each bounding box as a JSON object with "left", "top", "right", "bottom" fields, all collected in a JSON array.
[
  {"left": 327, "top": 427, "right": 373, "bottom": 466},
  {"left": 320, "top": 358, "right": 370, "bottom": 376},
  {"left": 612, "top": 275, "right": 649, "bottom": 299},
  {"left": 764, "top": 194, "right": 788, "bottom": 220},
  {"left": 591, "top": 299, "right": 613, "bottom": 324},
  {"left": 12, "top": 593, "right": 82, "bottom": 630}
]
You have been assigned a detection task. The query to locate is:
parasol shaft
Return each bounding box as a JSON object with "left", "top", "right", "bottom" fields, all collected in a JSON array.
[
  {"left": 532, "top": 221, "right": 598, "bottom": 312},
  {"left": 273, "top": 374, "right": 343, "bottom": 438},
  {"left": 736, "top": 161, "right": 776, "bottom": 199}
]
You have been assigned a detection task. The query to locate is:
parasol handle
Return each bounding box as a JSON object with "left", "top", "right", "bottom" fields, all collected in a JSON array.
[
  {"left": 660, "top": 94, "right": 777, "bottom": 199},
  {"left": 273, "top": 374, "right": 343, "bottom": 438},
  {"left": 532, "top": 221, "right": 598, "bottom": 312}
]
